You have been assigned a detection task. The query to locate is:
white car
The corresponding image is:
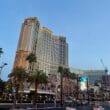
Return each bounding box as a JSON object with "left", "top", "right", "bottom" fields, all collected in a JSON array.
[
  {"left": 93, "top": 105, "right": 104, "bottom": 110},
  {"left": 81, "top": 100, "right": 88, "bottom": 105}
]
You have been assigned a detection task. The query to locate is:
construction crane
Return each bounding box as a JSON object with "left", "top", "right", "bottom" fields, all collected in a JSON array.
[{"left": 100, "top": 59, "right": 108, "bottom": 74}]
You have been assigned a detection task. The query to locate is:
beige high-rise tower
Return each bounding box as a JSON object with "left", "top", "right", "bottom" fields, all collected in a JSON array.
[
  {"left": 13, "top": 17, "right": 68, "bottom": 74},
  {"left": 13, "top": 17, "right": 40, "bottom": 69}
]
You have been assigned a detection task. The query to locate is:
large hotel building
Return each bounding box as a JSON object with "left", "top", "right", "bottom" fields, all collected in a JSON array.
[
  {"left": 13, "top": 17, "right": 68, "bottom": 75},
  {"left": 13, "top": 17, "right": 107, "bottom": 98}
]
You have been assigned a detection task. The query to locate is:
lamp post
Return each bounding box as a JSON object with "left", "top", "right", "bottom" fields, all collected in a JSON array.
[
  {"left": 60, "top": 71, "right": 63, "bottom": 107},
  {"left": 76, "top": 74, "right": 80, "bottom": 101},
  {"left": 87, "top": 77, "right": 89, "bottom": 104},
  {"left": 0, "top": 63, "right": 7, "bottom": 78},
  {"left": 0, "top": 48, "right": 3, "bottom": 59}
]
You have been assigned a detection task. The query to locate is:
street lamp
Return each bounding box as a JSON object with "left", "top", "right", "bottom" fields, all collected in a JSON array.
[
  {"left": 0, "top": 48, "right": 3, "bottom": 58},
  {"left": 76, "top": 74, "right": 80, "bottom": 101},
  {"left": 0, "top": 63, "right": 8, "bottom": 78},
  {"left": 60, "top": 71, "right": 63, "bottom": 107}
]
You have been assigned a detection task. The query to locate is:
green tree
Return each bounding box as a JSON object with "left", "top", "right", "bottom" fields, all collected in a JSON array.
[
  {"left": 8, "top": 67, "right": 28, "bottom": 106},
  {"left": 28, "top": 70, "right": 48, "bottom": 107},
  {"left": 63, "top": 68, "right": 70, "bottom": 78},
  {"left": 69, "top": 72, "right": 76, "bottom": 79},
  {"left": 58, "top": 66, "right": 63, "bottom": 74},
  {"left": 0, "top": 79, "right": 6, "bottom": 96},
  {"left": 58, "top": 66, "right": 75, "bottom": 106},
  {"left": 8, "top": 67, "right": 28, "bottom": 93},
  {"left": 26, "top": 53, "right": 36, "bottom": 72},
  {"left": 5, "top": 79, "right": 12, "bottom": 93},
  {"left": 57, "top": 66, "right": 64, "bottom": 107},
  {"left": 58, "top": 66, "right": 71, "bottom": 78},
  {"left": 26, "top": 53, "right": 36, "bottom": 64}
]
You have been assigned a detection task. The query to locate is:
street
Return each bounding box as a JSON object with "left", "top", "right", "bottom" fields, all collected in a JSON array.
[{"left": 0, "top": 102, "right": 110, "bottom": 110}]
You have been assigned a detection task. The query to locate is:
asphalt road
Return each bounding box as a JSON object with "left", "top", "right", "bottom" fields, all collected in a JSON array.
[
  {"left": 75, "top": 103, "right": 110, "bottom": 110},
  {"left": 0, "top": 102, "right": 110, "bottom": 110}
]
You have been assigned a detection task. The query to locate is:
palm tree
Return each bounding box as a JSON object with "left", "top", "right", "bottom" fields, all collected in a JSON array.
[
  {"left": 69, "top": 72, "right": 76, "bottom": 80},
  {"left": 8, "top": 67, "right": 28, "bottom": 107},
  {"left": 58, "top": 66, "right": 73, "bottom": 106},
  {"left": 57, "top": 66, "right": 64, "bottom": 107},
  {"left": 5, "top": 79, "right": 12, "bottom": 94},
  {"left": 28, "top": 69, "right": 48, "bottom": 107},
  {"left": 26, "top": 53, "right": 36, "bottom": 72},
  {"left": 62, "top": 68, "right": 72, "bottom": 99},
  {"left": 63, "top": 68, "right": 70, "bottom": 78},
  {"left": 0, "top": 79, "right": 6, "bottom": 96}
]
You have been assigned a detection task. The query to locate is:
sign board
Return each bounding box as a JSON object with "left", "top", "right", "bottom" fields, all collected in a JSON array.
[{"left": 80, "top": 76, "right": 88, "bottom": 91}]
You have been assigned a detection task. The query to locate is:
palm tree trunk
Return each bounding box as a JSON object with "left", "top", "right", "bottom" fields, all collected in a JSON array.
[
  {"left": 13, "top": 80, "right": 19, "bottom": 108},
  {"left": 13, "top": 86, "right": 18, "bottom": 109},
  {"left": 20, "top": 83, "right": 24, "bottom": 105},
  {"left": 13, "top": 92, "right": 16, "bottom": 109},
  {"left": 33, "top": 81, "right": 38, "bottom": 108}
]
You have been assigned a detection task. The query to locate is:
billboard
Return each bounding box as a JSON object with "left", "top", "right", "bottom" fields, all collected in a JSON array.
[{"left": 80, "top": 76, "right": 88, "bottom": 91}]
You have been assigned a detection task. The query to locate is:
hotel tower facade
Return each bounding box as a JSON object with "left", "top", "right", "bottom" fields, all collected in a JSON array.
[{"left": 13, "top": 17, "right": 68, "bottom": 75}]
